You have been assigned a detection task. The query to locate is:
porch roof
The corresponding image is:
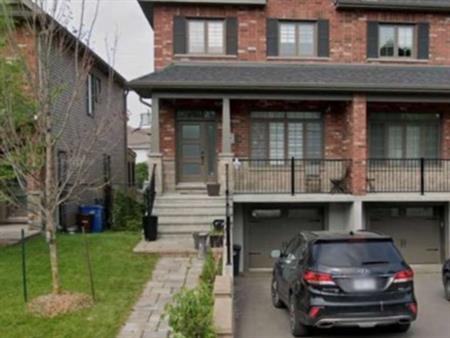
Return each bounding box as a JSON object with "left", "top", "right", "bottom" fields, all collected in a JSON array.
[
  {"left": 129, "top": 62, "right": 450, "bottom": 97},
  {"left": 335, "top": 0, "right": 450, "bottom": 12}
]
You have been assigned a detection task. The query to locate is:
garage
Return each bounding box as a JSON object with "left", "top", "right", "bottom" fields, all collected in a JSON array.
[
  {"left": 368, "top": 205, "right": 444, "bottom": 264},
  {"left": 244, "top": 205, "right": 324, "bottom": 270}
]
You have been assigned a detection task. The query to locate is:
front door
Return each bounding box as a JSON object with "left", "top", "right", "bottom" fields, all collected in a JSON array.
[{"left": 177, "top": 115, "right": 217, "bottom": 183}]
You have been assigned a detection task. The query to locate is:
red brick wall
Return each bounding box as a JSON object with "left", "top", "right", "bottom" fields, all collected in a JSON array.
[
  {"left": 152, "top": 0, "right": 450, "bottom": 70},
  {"left": 345, "top": 95, "right": 367, "bottom": 195}
]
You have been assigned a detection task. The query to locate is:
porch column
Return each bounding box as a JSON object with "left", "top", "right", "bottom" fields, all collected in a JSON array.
[
  {"left": 148, "top": 96, "right": 163, "bottom": 193},
  {"left": 218, "top": 97, "right": 234, "bottom": 194},
  {"left": 348, "top": 200, "right": 363, "bottom": 231},
  {"left": 346, "top": 94, "right": 367, "bottom": 195},
  {"left": 222, "top": 98, "right": 232, "bottom": 154}
]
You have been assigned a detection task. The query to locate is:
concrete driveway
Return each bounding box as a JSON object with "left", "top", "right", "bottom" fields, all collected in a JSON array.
[{"left": 234, "top": 272, "right": 450, "bottom": 338}]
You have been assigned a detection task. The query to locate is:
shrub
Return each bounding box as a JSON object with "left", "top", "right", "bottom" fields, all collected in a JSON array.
[
  {"left": 165, "top": 283, "right": 216, "bottom": 338},
  {"left": 135, "top": 162, "right": 148, "bottom": 189},
  {"left": 200, "top": 251, "right": 217, "bottom": 289},
  {"left": 112, "top": 190, "right": 143, "bottom": 231}
]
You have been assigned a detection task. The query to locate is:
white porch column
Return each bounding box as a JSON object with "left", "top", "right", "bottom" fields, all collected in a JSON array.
[
  {"left": 148, "top": 96, "right": 163, "bottom": 193},
  {"left": 218, "top": 97, "right": 234, "bottom": 194},
  {"left": 348, "top": 200, "right": 363, "bottom": 231}
]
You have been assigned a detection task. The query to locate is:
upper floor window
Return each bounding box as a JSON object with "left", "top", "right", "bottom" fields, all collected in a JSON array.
[
  {"left": 379, "top": 24, "right": 415, "bottom": 58},
  {"left": 267, "top": 19, "right": 329, "bottom": 58},
  {"left": 279, "top": 22, "right": 316, "bottom": 57},
  {"left": 87, "top": 73, "right": 101, "bottom": 116},
  {"left": 188, "top": 19, "right": 225, "bottom": 54},
  {"left": 367, "top": 21, "right": 429, "bottom": 60},
  {"left": 173, "top": 16, "right": 237, "bottom": 56}
]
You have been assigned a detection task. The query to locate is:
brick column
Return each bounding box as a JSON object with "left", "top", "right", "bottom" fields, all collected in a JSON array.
[{"left": 346, "top": 94, "right": 367, "bottom": 195}]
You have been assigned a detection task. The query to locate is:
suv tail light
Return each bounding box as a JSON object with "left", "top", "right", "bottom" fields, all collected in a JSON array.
[
  {"left": 303, "top": 270, "right": 336, "bottom": 286},
  {"left": 393, "top": 269, "right": 414, "bottom": 283}
]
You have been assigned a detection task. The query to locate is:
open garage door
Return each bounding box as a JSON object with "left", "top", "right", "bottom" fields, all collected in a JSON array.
[
  {"left": 245, "top": 205, "right": 324, "bottom": 270},
  {"left": 368, "top": 205, "right": 443, "bottom": 264}
]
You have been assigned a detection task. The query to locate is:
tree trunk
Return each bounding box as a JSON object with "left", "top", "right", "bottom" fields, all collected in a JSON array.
[
  {"left": 44, "top": 94, "right": 61, "bottom": 294},
  {"left": 46, "top": 220, "right": 61, "bottom": 294}
]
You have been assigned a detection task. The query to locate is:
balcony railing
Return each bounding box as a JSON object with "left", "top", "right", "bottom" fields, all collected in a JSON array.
[
  {"left": 367, "top": 159, "right": 450, "bottom": 193},
  {"left": 233, "top": 158, "right": 351, "bottom": 194}
]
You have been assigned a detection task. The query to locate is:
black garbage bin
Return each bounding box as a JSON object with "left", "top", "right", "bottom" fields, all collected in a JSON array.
[
  {"left": 143, "top": 215, "right": 158, "bottom": 241},
  {"left": 233, "top": 244, "right": 242, "bottom": 276}
]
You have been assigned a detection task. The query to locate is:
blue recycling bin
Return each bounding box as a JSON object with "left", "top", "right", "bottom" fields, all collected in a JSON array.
[{"left": 79, "top": 205, "right": 104, "bottom": 233}]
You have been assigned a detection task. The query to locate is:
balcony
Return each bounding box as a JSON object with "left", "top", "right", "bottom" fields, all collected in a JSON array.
[
  {"left": 233, "top": 159, "right": 351, "bottom": 194},
  {"left": 367, "top": 159, "right": 450, "bottom": 193}
]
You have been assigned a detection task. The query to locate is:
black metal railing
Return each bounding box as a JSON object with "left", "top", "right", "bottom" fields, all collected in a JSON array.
[
  {"left": 144, "top": 164, "right": 157, "bottom": 216},
  {"left": 367, "top": 158, "right": 450, "bottom": 193},
  {"left": 233, "top": 158, "right": 351, "bottom": 194},
  {"left": 225, "top": 163, "right": 231, "bottom": 266}
]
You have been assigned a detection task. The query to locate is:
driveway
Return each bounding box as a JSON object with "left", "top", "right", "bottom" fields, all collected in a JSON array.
[{"left": 234, "top": 272, "right": 450, "bottom": 338}]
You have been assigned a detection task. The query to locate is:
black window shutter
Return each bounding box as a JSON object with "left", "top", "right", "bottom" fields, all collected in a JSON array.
[
  {"left": 226, "top": 17, "right": 238, "bottom": 55},
  {"left": 317, "top": 20, "right": 330, "bottom": 57},
  {"left": 173, "top": 16, "right": 186, "bottom": 54},
  {"left": 267, "top": 19, "right": 279, "bottom": 56},
  {"left": 417, "top": 22, "right": 429, "bottom": 60},
  {"left": 367, "top": 21, "right": 379, "bottom": 58}
]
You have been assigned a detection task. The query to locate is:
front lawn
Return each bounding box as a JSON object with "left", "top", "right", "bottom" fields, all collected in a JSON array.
[{"left": 0, "top": 232, "right": 157, "bottom": 338}]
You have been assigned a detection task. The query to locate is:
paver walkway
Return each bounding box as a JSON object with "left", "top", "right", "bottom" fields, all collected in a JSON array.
[{"left": 117, "top": 256, "right": 203, "bottom": 338}]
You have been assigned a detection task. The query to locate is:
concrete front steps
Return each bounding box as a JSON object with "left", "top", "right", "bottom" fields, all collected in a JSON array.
[{"left": 153, "top": 194, "right": 231, "bottom": 237}]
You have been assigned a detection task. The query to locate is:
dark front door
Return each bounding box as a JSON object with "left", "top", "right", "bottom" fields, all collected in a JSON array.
[{"left": 177, "top": 119, "right": 217, "bottom": 183}]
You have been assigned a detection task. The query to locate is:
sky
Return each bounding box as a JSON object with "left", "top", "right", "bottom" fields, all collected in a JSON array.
[{"left": 63, "top": 0, "right": 154, "bottom": 128}]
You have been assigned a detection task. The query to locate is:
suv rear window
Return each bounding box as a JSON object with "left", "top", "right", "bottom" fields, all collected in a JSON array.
[{"left": 312, "top": 240, "right": 404, "bottom": 268}]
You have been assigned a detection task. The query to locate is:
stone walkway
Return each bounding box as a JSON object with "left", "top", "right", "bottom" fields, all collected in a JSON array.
[{"left": 117, "top": 256, "right": 203, "bottom": 338}]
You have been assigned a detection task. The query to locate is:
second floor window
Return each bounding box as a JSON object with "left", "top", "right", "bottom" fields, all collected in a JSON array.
[
  {"left": 379, "top": 24, "right": 415, "bottom": 58},
  {"left": 369, "top": 113, "right": 439, "bottom": 159},
  {"left": 188, "top": 19, "right": 225, "bottom": 55},
  {"left": 87, "top": 73, "right": 101, "bottom": 116},
  {"left": 279, "top": 22, "right": 316, "bottom": 57},
  {"left": 251, "top": 112, "right": 323, "bottom": 160}
]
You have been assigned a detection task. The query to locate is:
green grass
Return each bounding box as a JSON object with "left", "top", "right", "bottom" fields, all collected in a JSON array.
[{"left": 0, "top": 232, "right": 158, "bottom": 338}]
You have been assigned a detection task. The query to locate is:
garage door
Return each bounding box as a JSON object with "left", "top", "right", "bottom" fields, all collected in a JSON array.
[
  {"left": 246, "top": 206, "right": 324, "bottom": 270},
  {"left": 368, "top": 206, "right": 442, "bottom": 264}
]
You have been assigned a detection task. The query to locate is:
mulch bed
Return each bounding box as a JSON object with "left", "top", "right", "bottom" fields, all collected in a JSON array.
[{"left": 28, "top": 292, "right": 93, "bottom": 318}]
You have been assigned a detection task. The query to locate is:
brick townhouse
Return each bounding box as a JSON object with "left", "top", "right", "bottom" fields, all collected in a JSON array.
[
  {"left": 0, "top": 0, "right": 128, "bottom": 230},
  {"left": 130, "top": 0, "right": 450, "bottom": 272}
]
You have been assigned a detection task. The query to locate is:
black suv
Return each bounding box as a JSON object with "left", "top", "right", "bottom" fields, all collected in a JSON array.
[
  {"left": 443, "top": 259, "right": 450, "bottom": 301},
  {"left": 271, "top": 231, "right": 417, "bottom": 337}
]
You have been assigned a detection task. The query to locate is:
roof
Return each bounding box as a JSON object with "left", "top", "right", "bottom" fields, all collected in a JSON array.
[
  {"left": 129, "top": 62, "right": 450, "bottom": 96},
  {"left": 335, "top": 0, "right": 450, "bottom": 12},
  {"left": 305, "top": 231, "right": 392, "bottom": 242},
  {"left": 138, "top": 0, "right": 266, "bottom": 27},
  {"left": 10, "top": 0, "right": 126, "bottom": 86},
  {"left": 127, "top": 127, "right": 151, "bottom": 147}
]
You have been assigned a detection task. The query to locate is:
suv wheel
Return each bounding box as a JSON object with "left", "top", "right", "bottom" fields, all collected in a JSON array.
[
  {"left": 289, "top": 295, "right": 310, "bottom": 337},
  {"left": 445, "top": 279, "right": 450, "bottom": 301},
  {"left": 271, "top": 278, "right": 284, "bottom": 308}
]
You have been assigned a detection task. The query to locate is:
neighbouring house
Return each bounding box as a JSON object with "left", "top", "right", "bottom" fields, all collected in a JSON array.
[
  {"left": 130, "top": 0, "right": 450, "bottom": 271},
  {"left": 0, "top": 0, "right": 128, "bottom": 230},
  {"left": 128, "top": 126, "right": 152, "bottom": 164}
]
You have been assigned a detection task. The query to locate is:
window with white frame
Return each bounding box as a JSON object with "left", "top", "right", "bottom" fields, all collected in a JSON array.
[
  {"left": 87, "top": 73, "right": 101, "bottom": 116},
  {"left": 188, "top": 19, "right": 225, "bottom": 55},
  {"left": 379, "top": 24, "right": 415, "bottom": 58},
  {"left": 279, "top": 22, "right": 316, "bottom": 57}
]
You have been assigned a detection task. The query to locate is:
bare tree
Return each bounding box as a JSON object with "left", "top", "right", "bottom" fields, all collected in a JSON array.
[{"left": 0, "top": 0, "right": 125, "bottom": 295}]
